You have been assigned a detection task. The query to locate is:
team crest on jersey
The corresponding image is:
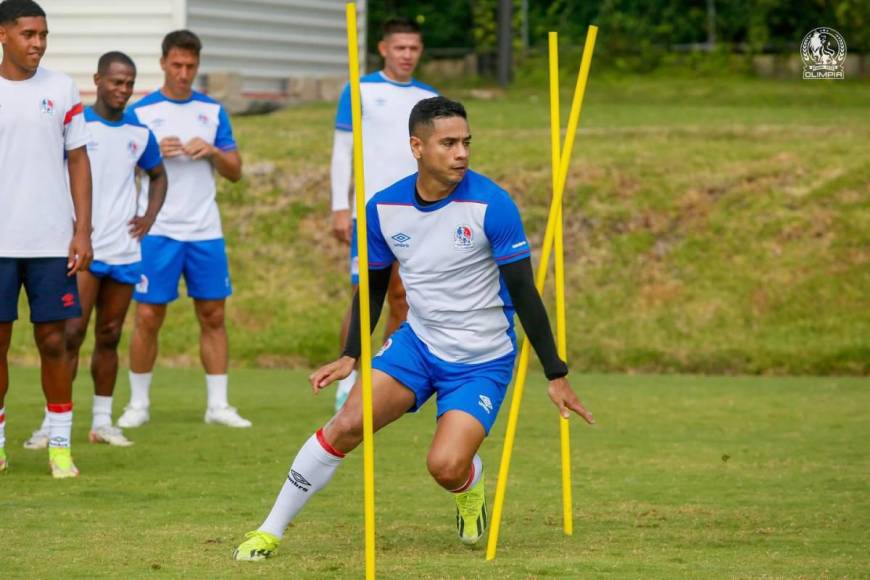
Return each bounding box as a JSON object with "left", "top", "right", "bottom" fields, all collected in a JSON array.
[
  {"left": 127, "top": 140, "right": 140, "bottom": 158},
  {"left": 197, "top": 113, "right": 210, "bottom": 126},
  {"left": 453, "top": 225, "right": 474, "bottom": 251},
  {"left": 39, "top": 98, "right": 55, "bottom": 115}
]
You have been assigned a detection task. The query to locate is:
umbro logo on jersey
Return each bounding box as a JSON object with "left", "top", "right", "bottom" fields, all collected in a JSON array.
[
  {"left": 478, "top": 395, "right": 493, "bottom": 414},
  {"left": 39, "top": 98, "right": 55, "bottom": 115},
  {"left": 391, "top": 232, "right": 411, "bottom": 248},
  {"left": 454, "top": 225, "right": 474, "bottom": 251},
  {"left": 289, "top": 469, "right": 312, "bottom": 492}
]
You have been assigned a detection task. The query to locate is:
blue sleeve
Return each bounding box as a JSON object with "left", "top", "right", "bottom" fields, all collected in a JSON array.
[
  {"left": 484, "top": 193, "right": 531, "bottom": 265},
  {"left": 365, "top": 200, "right": 395, "bottom": 269},
  {"left": 335, "top": 84, "right": 352, "bottom": 132},
  {"left": 137, "top": 129, "right": 162, "bottom": 171},
  {"left": 215, "top": 106, "right": 238, "bottom": 151}
]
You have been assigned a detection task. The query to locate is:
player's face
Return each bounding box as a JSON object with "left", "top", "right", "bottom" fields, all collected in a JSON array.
[
  {"left": 412, "top": 116, "right": 471, "bottom": 186},
  {"left": 0, "top": 16, "right": 48, "bottom": 73},
  {"left": 378, "top": 32, "right": 422, "bottom": 82},
  {"left": 160, "top": 48, "right": 199, "bottom": 96},
  {"left": 95, "top": 62, "right": 136, "bottom": 112}
]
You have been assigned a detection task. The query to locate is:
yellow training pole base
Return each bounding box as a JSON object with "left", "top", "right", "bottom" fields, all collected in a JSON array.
[{"left": 346, "top": 4, "right": 376, "bottom": 579}]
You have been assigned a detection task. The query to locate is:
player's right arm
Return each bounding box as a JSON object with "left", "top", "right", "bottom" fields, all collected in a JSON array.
[{"left": 330, "top": 85, "right": 354, "bottom": 244}]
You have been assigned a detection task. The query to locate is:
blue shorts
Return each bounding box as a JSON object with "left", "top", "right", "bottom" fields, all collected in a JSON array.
[
  {"left": 134, "top": 236, "right": 232, "bottom": 304},
  {"left": 89, "top": 260, "right": 141, "bottom": 285},
  {"left": 349, "top": 219, "right": 359, "bottom": 286},
  {"left": 0, "top": 258, "right": 82, "bottom": 323},
  {"left": 372, "top": 323, "right": 516, "bottom": 435}
]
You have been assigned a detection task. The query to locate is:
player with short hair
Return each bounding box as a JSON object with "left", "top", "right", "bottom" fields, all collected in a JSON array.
[
  {"left": 232, "top": 97, "right": 595, "bottom": 560},
  {"left": 23, "top": 51, "right": 168, "bottom": 449},
  {"left": 330, "top": 17, "right": 439, "bottom": 411},
  {"left": 117, "top": 29, "right": 250, "bottom": 429},
  {"left": 0, "top": 0, "right": 93, "bottom": 477}
]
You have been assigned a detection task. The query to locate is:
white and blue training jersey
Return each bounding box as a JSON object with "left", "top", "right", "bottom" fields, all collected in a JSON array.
[
  {"left": 333, "top": 72, "right": 437, "bottom": 213},
  {"left": 82, "top": 107, "right": 161, "bottom": 264},
  {"left": 366, "top": 170, "right": 531, "bottom": 364},
  {"left": 128, "top": 90, "right": 237, "bottom": 241}
]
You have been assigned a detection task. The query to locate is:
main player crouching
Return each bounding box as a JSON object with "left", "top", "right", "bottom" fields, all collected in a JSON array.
[
  {"left": 232, "top": 97, "right": 595, "bottom": 560},
  {"left": 24, "top": 52, "right": 167, "bottom": 449}
]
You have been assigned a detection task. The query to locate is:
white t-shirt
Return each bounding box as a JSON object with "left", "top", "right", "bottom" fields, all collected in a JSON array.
[
  {"left": 83, "top": 107, "right": 162, "bottom": 264},
  {"left": 128, "top": 90, "right": 237, "bottom": 241},
  {"left": 366, "top": 170, "right": 532, "bottom": 364},
  {"left": 332, "top": 72, "right": 438, "bottom": 214},
  {"left": 0, "top": 67, "right": 90, "bottom": 257}
]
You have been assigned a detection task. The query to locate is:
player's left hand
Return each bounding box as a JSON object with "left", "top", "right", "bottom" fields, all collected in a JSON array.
[
  {"left": 547, "top": 377, "right": 595, "bottom": 424},
  {"left": 67, "top": 228, "right": 93, "bottom": 276},
  {"left": 128, "top": 214, "right": 156, "bottom": 240},
  {"left": 309, "top": 356, "right": 356, "bottom": 393},
  {"left": 183, "top": 137, "right": 215, "bottom": 160}
]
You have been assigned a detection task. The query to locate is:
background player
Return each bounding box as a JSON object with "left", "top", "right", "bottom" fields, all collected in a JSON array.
[
  {"left": 232, "top": 97, "right": 595, "bottom": 560},
  {"left": 330, "top": 17, "right": 438, "bottom": 411},
  {"left": 117, "top": 30, "right": 250, "bottom": 429},
  {"left": 23, "top": 51, "right": 167, "bottom": 449},
  {"left": 0, "top": 0, "right": 92, "bottom": 477}
]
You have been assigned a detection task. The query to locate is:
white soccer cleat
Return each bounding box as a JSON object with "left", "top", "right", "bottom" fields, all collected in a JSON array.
[
  {"left": 89, "top": 425, "right": 134, "bottom": 447},
  {"left": 22, "top": 429, "right": 49, "bottom": 450},
  {"left": 117, "top": 405, "right": 150, "bottom": 428},
  {"left": 205, "top": 406, "right": 252, "bottom": 428}
]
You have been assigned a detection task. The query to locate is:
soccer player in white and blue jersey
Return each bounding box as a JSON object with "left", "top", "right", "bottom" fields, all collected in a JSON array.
[
  {"left": 233, "top": 97, "right": 595, "bottom": 561},
  {"left": 117, "top": 30, "right": 250, "bottom": 429},
  {"left": 23, "top": 51, "right": 167, "bottom": 450},
  {"left": 330, "top": 17, "right": 439, "bottom": 410}
]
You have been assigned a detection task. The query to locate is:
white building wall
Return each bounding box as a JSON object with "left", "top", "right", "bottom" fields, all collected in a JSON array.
[
  {"left": 33, "top": 0, "right": 365, "bottom": 100},
  {"left": 37, "top": 0, "right": 179, "bottom": 96}
]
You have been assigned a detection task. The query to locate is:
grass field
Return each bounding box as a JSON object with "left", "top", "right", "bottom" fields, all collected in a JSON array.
[
  {"left": 1, "top": 367, "right": 867, "bottom": 578},
  {"left": 8, "top": 72, "right": 867, "bottom": 374}
]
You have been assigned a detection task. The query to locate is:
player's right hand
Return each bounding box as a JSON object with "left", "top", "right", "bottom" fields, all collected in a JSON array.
[
  {"left": 332, "top": 209, "right": 353, "bottom": 244},
  {"left": 309, "top": 356, "right": 356, "bottom": 393},
  {"left": 160, "top": 136, "right": 184, "bottom": 158}
]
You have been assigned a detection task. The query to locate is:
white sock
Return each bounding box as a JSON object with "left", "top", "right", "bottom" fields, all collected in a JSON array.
[
  {"left": 450, "top": 454, "right": 483, "bottom": 493},
  {"left": 92, "top": 395, "right": 113, "bottom": 429},
  {"left": 335, "top": 370, "right": 356, "bottom": 400},
  {"left": 206, "top": 374, "right": 229, "bottom": 409},
  {"left": 47, "top": 403, "right": 73, "bottom": 449},
  {"left": 39, "top": 406, "right": 50, "bottom": 433},
  {"left": 0, "top": 407, "right": 6, "bottom": 448},
  {"left": 259, "top": 429, "right": 345, "bottom": 537},
  {"left": 129, "top": 371, "right": 152, "bottom": 408}
]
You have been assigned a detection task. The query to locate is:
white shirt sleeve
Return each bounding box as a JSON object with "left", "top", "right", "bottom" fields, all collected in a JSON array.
[
  {"left": 63, "top": 81, "right": 90, "bottom": 150},
  {"left": 330, "top": 129, "right": 354, "bottom": 212}
]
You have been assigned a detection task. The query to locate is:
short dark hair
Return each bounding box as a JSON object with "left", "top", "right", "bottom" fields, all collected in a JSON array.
[
  {"left": 161, "top": 29, "right": 201, "bottom": 58},
  {"left": 409, "top": 96, "right": 467, "bottom": 137},
  {"left": 97, "top": 51, "right": 136, "bottom": 75},
  {"left": 382, "top": 17, "right": 421, "bottom": 39},
  {"left": 0, "top": 0, "right": 45, "bottom": 25}
]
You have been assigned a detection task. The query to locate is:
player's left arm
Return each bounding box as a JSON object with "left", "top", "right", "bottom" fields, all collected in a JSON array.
[
  {"left": 183, "top": 105, "right": 242, "bottom": 182},
  {"left": 500, "top": 259, "right": 593, "bottom": 423},
  {"left": 66, "top": 146, "right": 94, "bottom": 275}
]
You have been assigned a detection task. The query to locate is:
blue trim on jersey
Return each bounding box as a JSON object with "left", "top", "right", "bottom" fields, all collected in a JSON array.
[
  {"left": 137, "top": 129, "right": 162, "bottom": 171},
  {"left": 335, "top": 71, "right": 439, "bottom": 131},
  {"left": 84, "top": 107, "right": 164, "bottom": 171}
]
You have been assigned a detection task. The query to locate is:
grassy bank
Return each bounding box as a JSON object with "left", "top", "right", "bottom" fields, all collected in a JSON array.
[{"left": 9, "top": 73, "right": 869, "bottom": 373}]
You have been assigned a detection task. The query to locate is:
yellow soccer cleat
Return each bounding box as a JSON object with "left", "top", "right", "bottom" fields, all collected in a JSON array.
[
  {"left": 48, "top": 447, "right": 79, "bottom": 479},
  {"left": 455, "top": 473, "right": 488, "bottom": 545},
  {"left": 0, "top": 448, "right": 7, "bottom": 474},
  {"left": 232, "top": 530, "right": 279, "bottom": 561}
]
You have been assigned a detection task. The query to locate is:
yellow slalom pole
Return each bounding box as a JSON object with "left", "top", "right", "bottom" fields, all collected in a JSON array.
[
  {"left": 486, "top": 26, "right": 597, "bottom": 561},
  {"left": 346, "top": 4, "right": 376, "bottom": 579},
  {"left": 550, "top": 34, "right": 574, "bottom": 538}
]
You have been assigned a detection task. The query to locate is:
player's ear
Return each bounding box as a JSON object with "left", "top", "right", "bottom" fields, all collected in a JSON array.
[
  {"left": 93, "top": 72, "right": 100, "bottom": 87},
  {"left": 410, "top": 135, "right": 423, "bottom": 160},
  {"left": 377, "top": 39, "right": 388, "bottom": 58}
]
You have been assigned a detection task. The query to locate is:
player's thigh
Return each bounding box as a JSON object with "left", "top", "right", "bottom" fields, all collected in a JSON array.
[
  {"left": 94, "top": 278, "right": 135, "bottom": 335},
  {"left": 73, "top": 269, "right": 102, "bottom": 328},
  {"left": 0, "top": 258, "right": 23, "bottom": 323},
  {"left": 134, "top": 236, "right": 184, "bottom": 304},
  {"left": 22, "top": 258, "right": 81, "bottom": 323},
  {"left": 183, "top": 239, "right": 232, "bottom": 300},
  {"left": 428, "top": 410, "right": 486, "bottom": 471},
  {"left": 334, "top": 368, "right": 418, "bottom": 435}
]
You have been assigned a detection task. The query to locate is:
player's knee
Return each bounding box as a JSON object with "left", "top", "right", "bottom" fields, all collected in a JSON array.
[
  {"left": 426, "top": 451, "right": 468, "bottom": 489},
  {"left": 36, "top": 329, "right": 66, "bottom": 359},
  {"left": 94, "top": 321, "right": 123, "bottom": 351},
  {"left": 196, "top": 307, "right": 225, "bottom": 332},
  {"left": 136, "top": 307, "right": 164, "bottom": 334},
  {"left": 64, "top": 321, "right": 87, "bottom": 352},
  {"left": 328, "top": 412, "right": 364, "bottom": 449}
]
